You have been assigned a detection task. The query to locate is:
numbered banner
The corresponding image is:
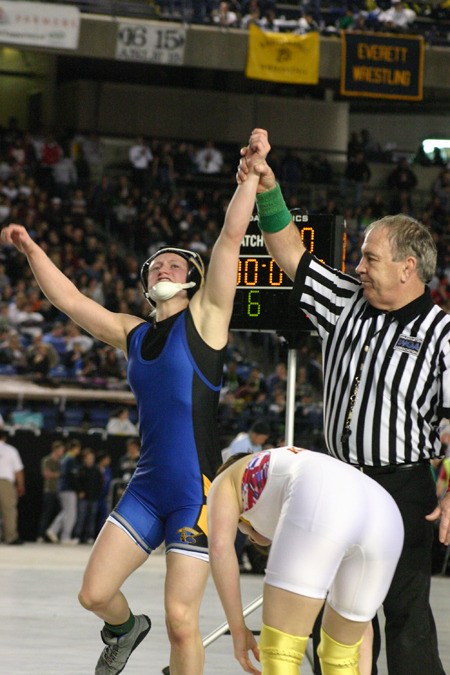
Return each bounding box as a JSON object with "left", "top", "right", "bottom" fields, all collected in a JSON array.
[{"left": 116, "top": 23, "right": 186, "bottom": 65}]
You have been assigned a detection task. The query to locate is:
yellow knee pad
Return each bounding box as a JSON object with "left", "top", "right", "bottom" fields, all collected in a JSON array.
[
  {"left": 259, "top": 623, "right": 308, "bottom": 674},
  {"left": 317, "top": 627, "right": 362, "bottom": 675}
]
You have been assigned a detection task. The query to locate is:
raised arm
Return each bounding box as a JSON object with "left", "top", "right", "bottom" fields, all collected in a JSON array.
[
  {"left": 207, "top": 473, "right": 261, "bottom": 674},
  {"left": 1, "top": 224, "right": 141, "bottom": 352},
  {"left": 239, "top": 129, "right": 306, "bottom": 281},
  {"left": 190, "top": 135, "right": 270, "bottom": 349}
]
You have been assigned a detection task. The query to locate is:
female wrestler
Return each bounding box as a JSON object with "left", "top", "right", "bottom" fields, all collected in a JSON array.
[
  {"left": 0, "top": 149, "right": 268, "bottom": 674},
  {"left": 207, "top": 447, "right": 404, "bottom": 674}
]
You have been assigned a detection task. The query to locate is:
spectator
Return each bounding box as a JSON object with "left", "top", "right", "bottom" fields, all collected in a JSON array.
[
  {"left": 37, "top": 133, "right": 63, "bottom": 193},
  {"left": 211, "top": 1, "right": 240, "bottom": 26},
  {"left": 340, "top": 151, "right": 372, "bottom": 206},
  {"left": 294, "top": 10, "right": 320, "bottom": 33},
  {"left": 52, "top": 151, "right": 78, "bottom": 201},
  {"left": 378, "top": 0, "right": 416, "bottom": 32},
  {"left": 0, "top": 429, "right": 25, "bottom": 544},
  {"left": 387, "top": 157, "right": 418, "bottom": 193},
  {"left": 240, "top": 0, "right": 263, "bottom": 28},
  {"left": 106, "top": 407, "right": 139, "bottom": 436},
  {"left": 37, "top": 440, "right": 65, "bottom": 542},
  {"left": 360, "top": 128, "right": 382, "bottom": 162},
  {"left": 152, "top": 145, "right": 175, "bottom": 192},
  {"left": 26, "top": 337, "right": 59, "bottom": 383},
  {"left": 45, "top": 438, "right": 81, "bottom": 545},
  {"left": 432, "top": 146, "right": 446, "bottom": 167},
  {"left": 266, "top": 361, "right": 287, "bottom": 395},
  {"left": 387, "top": 157, "right": 418, "bottom": 213},
  {"left": 111, "top": 437, "right": 141, "bottom": 506},
  {"left": 42, "top": 321, "right": 67, "bottom": 357},
  {"left": 65, "top": 321, "right": 94, "bottom": 354},
  {"left": 334, "top": 7, "right": 356, "bottom": 32},
  {"left": 89, "top": 174, "right": 115, "bottom": 226},
  {"left": 307, "top": 153, "right": 333, "bottom": 185},
  {"left": 260, "top": 7, "right": 283, "bottom": 31},
  {"left": 346, "top": 131, "right": 364, "bottom": 160},
  {"left": 80, "top": 132, "right": 105, "bottom": 183},
  {"left": 119, "top": 437, "right": 141, "bottom": 483},
  {"left": 223, "top": 418, "right": 271, "bottom": 460},
  {"left": 432, "top": 167, "right": 450, "bottom": 215},
  {"left": 172, "top": 140, "right": 195, "bottom": 180},
  {"left": 7, "top": 292, "right": 44, "bottom": 339},
  {"left": 234, "top": 364, "right": 267, "bottom": 404},
  {"left": 129, "top": 136, "right": 153, "bottom": 193},
  {"left": 194, "top": 139, "right": 224, "bottom": 175},
  {"left": 74, "top": 447, "right": 103, "bottom": 544},
  {"left": 98, "top": 345, "right": 127, "bottom": 380}
]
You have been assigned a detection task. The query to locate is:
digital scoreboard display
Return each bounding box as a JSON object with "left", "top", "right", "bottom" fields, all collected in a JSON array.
[{"left": 230, "top": 213, "right": 346, "bottom": 334}]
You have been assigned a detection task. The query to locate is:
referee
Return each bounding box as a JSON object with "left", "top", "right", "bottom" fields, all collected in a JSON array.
[{"left": 238, "top": 129, "right": 450, "bottom": 675}]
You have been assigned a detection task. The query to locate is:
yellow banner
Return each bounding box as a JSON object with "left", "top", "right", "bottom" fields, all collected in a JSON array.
[{"left": 246, "top": 24, "right": 320, "bottom": 85}]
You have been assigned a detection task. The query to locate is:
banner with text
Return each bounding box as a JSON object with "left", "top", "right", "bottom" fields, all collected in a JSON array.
[
  {"left": 116, "top": 23, "right": 186, "bottom": 65},
  {"left": 0, "top": 1, "right": 80, "bottom": 50},
  {"left": 341, "top": 31, "right": 424, "bottom": 101},
  {"left": 246, "top": 24, "right": 320, "bottom": 85}
]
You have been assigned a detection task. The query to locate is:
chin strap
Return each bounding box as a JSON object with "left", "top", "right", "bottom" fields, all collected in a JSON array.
[{"left": 147, "top": 280, "right": 196, "bottom": 302}]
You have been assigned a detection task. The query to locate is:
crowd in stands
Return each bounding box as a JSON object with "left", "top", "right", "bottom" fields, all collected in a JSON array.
[
  {"left": 0, "top": 116, "right": 449, "bottom": 450},
  {"left": 0, "top": 114, "right": 449, "bottom": 548},
  {"left": 153, "top": 0, "right": 450, "bottom": 44}
]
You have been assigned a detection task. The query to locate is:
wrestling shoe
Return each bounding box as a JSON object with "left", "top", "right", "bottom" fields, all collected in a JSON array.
[{"left": 95, "top": 614, "right": 151, "bottom": 674}]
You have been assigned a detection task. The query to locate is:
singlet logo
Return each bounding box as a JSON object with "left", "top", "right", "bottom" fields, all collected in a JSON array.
[
  {"left": 394, "top": 334, "right": 422, "bottom": 355},
  {"left": 177, "top": 527, "right": 201, "bottom": 544}
]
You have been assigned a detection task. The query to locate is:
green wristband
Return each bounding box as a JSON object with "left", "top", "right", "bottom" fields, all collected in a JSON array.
[{"left": 256, "top": 183, "right": 291, "bottom": 233}]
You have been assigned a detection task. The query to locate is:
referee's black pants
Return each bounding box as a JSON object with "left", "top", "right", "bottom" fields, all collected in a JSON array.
[{"left": 312, "top": 463, "right": 446, "bottom": 675}]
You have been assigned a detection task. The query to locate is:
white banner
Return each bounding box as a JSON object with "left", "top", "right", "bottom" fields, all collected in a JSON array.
[
  {"left": 0, "top": 1, "right": 80, "bottom": 49},
  {"left": 116, "top": 23, "right": 186, "bottom": 65}
]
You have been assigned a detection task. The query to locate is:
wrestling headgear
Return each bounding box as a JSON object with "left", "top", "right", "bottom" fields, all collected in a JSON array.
[{"left": 140, "top": 247, "right": 205, "bottom": 305}]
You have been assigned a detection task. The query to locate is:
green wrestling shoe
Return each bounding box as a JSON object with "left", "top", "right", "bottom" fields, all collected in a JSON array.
[{"left": 95, "top": 614, "right": 151, "bottom": 674}]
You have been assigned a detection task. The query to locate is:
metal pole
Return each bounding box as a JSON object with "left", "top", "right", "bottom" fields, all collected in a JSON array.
[
  {"left": 285, "top": 348, "right": 297, "bottom": 445},
  {"left": 203, "top": 594, "right": 263, "bottom": 648}
]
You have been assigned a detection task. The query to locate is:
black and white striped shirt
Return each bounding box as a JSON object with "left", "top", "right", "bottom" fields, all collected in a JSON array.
[{"left": 292, "top": 253, "right": 450, "bottom": 466}]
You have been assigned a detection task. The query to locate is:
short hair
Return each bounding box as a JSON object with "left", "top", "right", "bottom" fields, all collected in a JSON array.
[
  {"left": 250, "top": 419, "right": 271, "bottom": 436},
  {"left": 364, "top": 214, "right": 437, "bottom": 283},
  {"left": 51, "top": 440, "right": 65, "bottom": 450},
  {"left": 67, "top": 438, "right": 81, "bottom": 450}
]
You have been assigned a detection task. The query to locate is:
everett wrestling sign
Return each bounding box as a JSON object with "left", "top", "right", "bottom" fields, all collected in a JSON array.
[{"left": 340, "top": 31, "right": 424, "bottom": 101}]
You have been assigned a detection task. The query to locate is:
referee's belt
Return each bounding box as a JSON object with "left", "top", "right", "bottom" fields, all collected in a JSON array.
[{"left": 351, "top": 460, "right": 430, "bottom": 476}]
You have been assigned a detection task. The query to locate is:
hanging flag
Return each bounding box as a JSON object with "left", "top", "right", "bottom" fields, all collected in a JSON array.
[
  {"left": 246, "top": 24, "right": 320, "bottom": 85},
  {"left": 341, "top": 31, "right": 424, "bottom": 101}
]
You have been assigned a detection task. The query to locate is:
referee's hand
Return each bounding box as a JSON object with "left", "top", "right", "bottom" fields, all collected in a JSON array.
[{"left": 426, "top": 493, "right": 450, "bottom": 545}]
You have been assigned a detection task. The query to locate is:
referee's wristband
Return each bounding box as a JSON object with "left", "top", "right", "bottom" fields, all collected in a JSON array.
[{"left": 256, "top": 183, "right": 291, "bottom": 233}]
